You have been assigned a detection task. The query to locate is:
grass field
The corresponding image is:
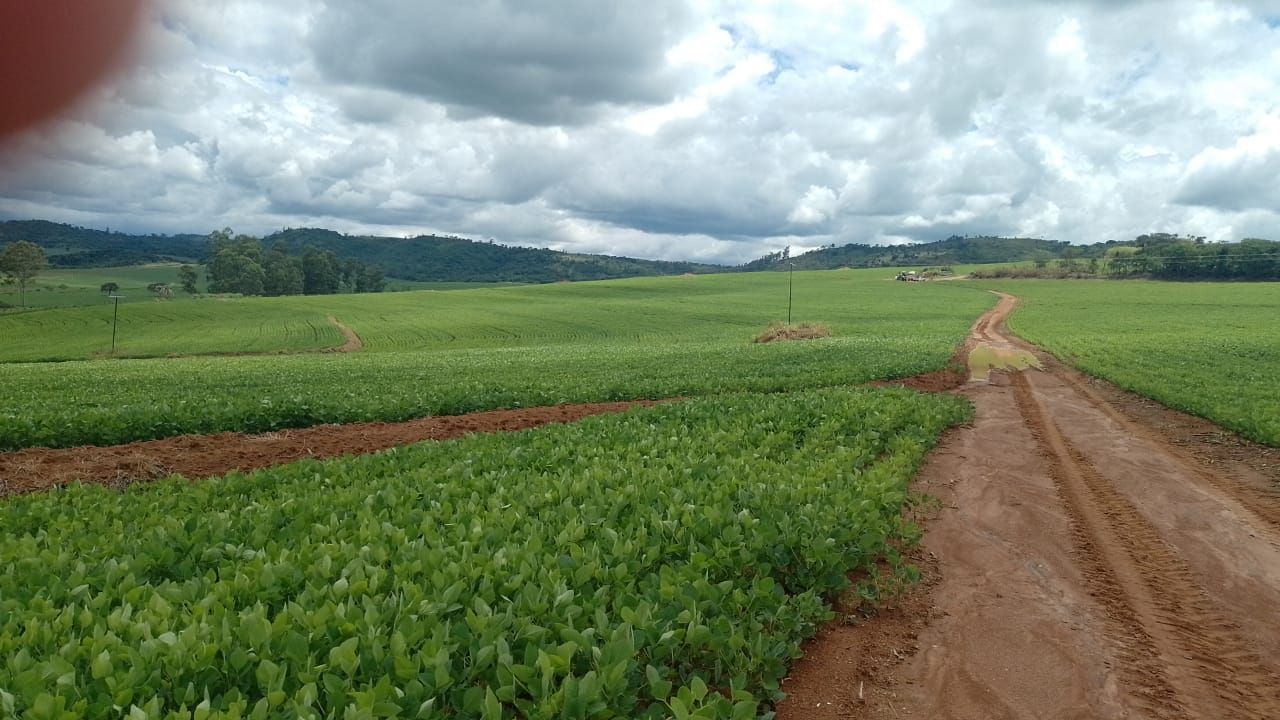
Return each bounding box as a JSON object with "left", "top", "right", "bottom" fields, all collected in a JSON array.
[
  {"left": 0, "top": 265, "right": 206, "bottom": 310},
  {"left": 0, "top": 265, "right": 514, "bottom": 312},
  {"left": 382, "top": 280, "right": 526, "bottom": 292},
  {"left": 0, "top": 389, "right": 968, "bottom": 718},
  {"left": 0, "top": 270, "right": 991, "bottom": 449},
  {"left": 971, "top": 280, "right": 1280, "bottom": 446}
]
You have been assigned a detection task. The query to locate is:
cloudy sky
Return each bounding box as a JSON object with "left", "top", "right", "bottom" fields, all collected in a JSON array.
[{"left": 1, "top": 0, "right": 1278, "bottom": 264}]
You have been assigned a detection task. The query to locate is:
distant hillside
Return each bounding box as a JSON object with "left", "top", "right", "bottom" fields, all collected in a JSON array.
[
  {"left": 1, "top": 220, "right": 722, "bottom": 283},
  {"left": 262, "top": 228, "right": 721, "bottom": 283},
  {"left": 0, "top": 220, "right": 206, "bottom": 266},
  {"left": 742, "top": 235, "right": 1079, "bottom": 271},
  {"left": 15, "top": 219, "right": 1260, "bottom": 283}
]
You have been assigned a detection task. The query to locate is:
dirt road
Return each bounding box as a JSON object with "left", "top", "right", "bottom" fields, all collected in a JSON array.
[{"left": 780, "top": 292, "right": 1280, "bottom": 720}]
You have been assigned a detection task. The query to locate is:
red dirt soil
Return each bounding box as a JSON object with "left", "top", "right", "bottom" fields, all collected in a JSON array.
[
  {"left": 0, "top": 401, "right": 651, "bottom": 496},
  {"left": 323, "top": 315, "right": 363, "bottom": 352},
  {"left": 778, "top": 292, "right": 1280, "bottom": 720}
]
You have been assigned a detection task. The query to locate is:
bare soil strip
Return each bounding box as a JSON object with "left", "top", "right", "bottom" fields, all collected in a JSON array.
[
  {"left": 1053, "top": 368, "right": 1280, "bottom": 537},
  {"left": 323, "top": 314, "right": 363, "bottom": 353},
  {"left": 779, "top": 292, "right": 1280, "bottom": 719},
  {"left": 0, "top": 401, "right": 650, "bottom": 496}
]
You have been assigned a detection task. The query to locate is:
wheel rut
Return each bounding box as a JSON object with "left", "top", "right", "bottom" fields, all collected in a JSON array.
[
  {"left": 1013, "top": 371, "right": 1280, "bottom": 719},
  {"left": 778, "top": 291, "right": 1280, "bottom": 720},
  {"left": 1054, "top": 368, "right": 1280, "bottom": 541}
]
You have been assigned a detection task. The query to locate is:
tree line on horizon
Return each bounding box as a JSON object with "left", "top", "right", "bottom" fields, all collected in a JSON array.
[
  {"left": 205, "top": 229, "right": 385, "bottom": 296},
  {"left": 3, "top": 219, "right": 1279, "bottom": 290},
  {"left": 968, "top": 233, "right": 1280, "bottom": 281}
]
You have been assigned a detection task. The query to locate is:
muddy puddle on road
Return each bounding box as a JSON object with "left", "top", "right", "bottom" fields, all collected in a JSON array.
[{"left": 967, "top": 342, "right": 1041, "bottom": 381}]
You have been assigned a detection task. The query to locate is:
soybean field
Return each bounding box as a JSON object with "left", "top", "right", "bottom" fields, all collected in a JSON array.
[
  {"left": 0, "top": 270, "right": 992, "bottom": 450},
  {"left": 0, "top": 388, "right": 968, "bottom": 718},
  {"left": 972, "top": 279, "right": 1280, "bottom": 446}
]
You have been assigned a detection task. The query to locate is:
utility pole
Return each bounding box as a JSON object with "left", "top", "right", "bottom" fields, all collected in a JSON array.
[
  {"left": 787, "top": 262, "right": 795, "bottom": 325},
  {"left": 109, "top": 295, "right": 122, "bottom": 354}
]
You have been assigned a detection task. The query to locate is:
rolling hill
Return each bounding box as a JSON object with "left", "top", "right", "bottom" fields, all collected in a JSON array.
[
  {"left": 741, "top": 235, "right": 1082, "bottom": 271},
  {"left": 1, "top": 220, "right": 722, "bottom": 283}
]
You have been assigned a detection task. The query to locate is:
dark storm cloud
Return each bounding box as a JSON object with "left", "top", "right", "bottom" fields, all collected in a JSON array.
[{"left": 309, "top": 0, "right": 693, "bottom": 126}]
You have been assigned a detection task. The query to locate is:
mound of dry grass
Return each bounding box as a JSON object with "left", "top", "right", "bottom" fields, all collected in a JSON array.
[{"left": 753, "top": 322, "right": 832, "bottom": 344}]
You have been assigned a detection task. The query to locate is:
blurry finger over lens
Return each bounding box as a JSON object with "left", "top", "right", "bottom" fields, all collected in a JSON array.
[{"left": 0, "top": 0, "right": 146, "bottom": 138}]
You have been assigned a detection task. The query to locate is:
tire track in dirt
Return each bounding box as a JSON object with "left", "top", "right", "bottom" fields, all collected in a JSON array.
[
  {"left": 1009, "top": 377, "right": 1182, "bottom": 720},
  {"left": 779, "top": 291, "right": 1280, "bottom": 719},
  {"left": 971, "top": 294, "right": 1011, "bottom": 344},
  {"left": 1054, "top": 368, "right": 1280, "bottom": 539},
  {"left": 1014, "top": 371, "right": 1280, "bottom": 719}
]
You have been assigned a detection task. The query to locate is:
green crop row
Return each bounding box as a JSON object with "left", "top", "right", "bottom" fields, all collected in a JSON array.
[
  {"left": 0, "top": 388, "right": 971, "bottom": 719},
  {"left": 969, "top": 280, "right": 1280, "bottom": 446},
  {"left": 0, "top": 329, "right": 976, "bottom": 453},
  {"left": 0, "top": 269, "right": 991, "bottom": 362},
  {"left": 0, "top": 301, "right": 341, "bottom": 362}
]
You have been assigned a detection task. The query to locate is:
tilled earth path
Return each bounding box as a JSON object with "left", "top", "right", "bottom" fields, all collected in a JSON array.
[
  {"left": 0, "top": 402, "right": 652, "bottom": 496},
  {"left": 780, "top": 293, "right": 1280, "bottom": 720}
]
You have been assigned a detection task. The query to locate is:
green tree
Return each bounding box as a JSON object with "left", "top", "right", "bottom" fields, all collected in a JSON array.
[
  {"left": 207, "top": 249, "right": 265, "bottom": 295},
  {"left": 261, "top": 250, "right": 304, "bottom": 296},
  {"left": 302, "top": 247, "right": 340, "bottom": 295},
  {"left": 208, "top": 228, "right": 262, "bottom": 262},
  {"left": 177, "top": 265, "right": 199, "bottom": 294},
  {"left": 100, "top": 281, "right": 119, "bottom": 295},
  {"left": 356, "top": 264, "right": 385, "bottom": 293},
  {"left": 0, "top": 240, "right": 47, "bottom": 308},
  {"left": 1058, "top": 246, "right": 1079, "bottom": 270},
  {"left": 340, "top": 258, "right": 360, "bottom": 292},
  {"left": 206, "top": 230, "right": 267, "bottom": 295}
]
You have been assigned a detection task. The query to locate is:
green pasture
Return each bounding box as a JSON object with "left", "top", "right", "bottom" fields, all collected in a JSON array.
[
  {"left": 0, "top": 265, "right": 205, "bottom": 310},
  {"left": 0, "top": 270, "right": 992, "bottom": 449},
  {"left": 0, "top": 265, "right": 510, "bottom": 313},
  {"left": 382, "top": 280, "right": 526, "bottom": 292},
  {"left": 971, "top": 279, "right": 1280, "bottom": 446}
]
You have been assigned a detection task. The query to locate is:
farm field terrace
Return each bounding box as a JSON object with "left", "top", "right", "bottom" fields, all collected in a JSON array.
[
  {"left": 0, "top": 271, "right": 992, "bottom": 450},
  {"left": 0, "top": 388, "right": 971, "bottom": 718},
  {"left": 968, "top": 279, "right": 1280, "bottom": 446}
]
